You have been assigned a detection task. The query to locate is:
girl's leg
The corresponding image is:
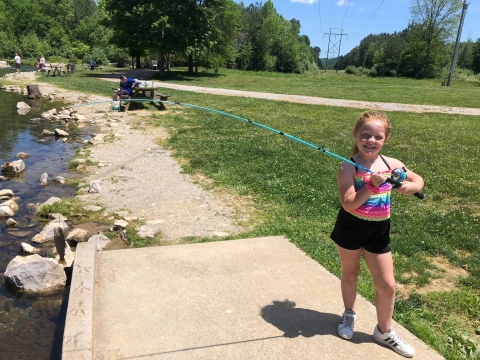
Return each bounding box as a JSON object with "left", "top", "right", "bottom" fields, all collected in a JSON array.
[
  {"left": 362, "top": 250, "right": 396, "bottom": 333},
  {"left": 336, "top": 246, "right": 362, "bottom": 310}
]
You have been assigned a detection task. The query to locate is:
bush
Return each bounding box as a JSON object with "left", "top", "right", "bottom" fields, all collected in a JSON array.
[
  {"left": 345, "top": 65, "right": 359, "bottom": 75},
  {"left": 369, "top": 63, "right": 396, "bottom": 77},
  {"left": 87, "top": 47, "right": 108, "bottom": 66}
]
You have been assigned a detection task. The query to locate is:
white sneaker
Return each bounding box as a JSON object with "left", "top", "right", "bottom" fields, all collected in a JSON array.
[
  {"left": 337, "top": 310, "right": 356, "bottom": 340},
  {"left": 372, "top": 325, "right": 415, "bottom": 358}
]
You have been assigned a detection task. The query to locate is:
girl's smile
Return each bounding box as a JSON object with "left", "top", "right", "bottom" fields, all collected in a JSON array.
[{"left": 354, "top": 120, "right": 388, "bottom": 155}]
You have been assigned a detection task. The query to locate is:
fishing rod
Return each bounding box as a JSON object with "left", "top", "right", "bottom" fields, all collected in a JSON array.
[{"left": 72, "top": 98, "right": 424, "bottom": 199}]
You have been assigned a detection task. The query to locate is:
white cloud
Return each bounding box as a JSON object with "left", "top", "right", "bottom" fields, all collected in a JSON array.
[
  {"left": 336, "top": 0, "right": 354, "bottom": 6},
  {"left": 290, "top": 0, "right": 317, "bottom": 4},
  {"left": 358, "top": 7, "right": 365, "bottom": 11}
]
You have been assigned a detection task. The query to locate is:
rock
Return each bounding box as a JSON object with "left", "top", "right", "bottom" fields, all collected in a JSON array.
[
  {"left": 36, "top": 196, "right": 61, "bottom": 213},
  {"left": 88, "top": 233, "right": 111, "bottom": 251},
  {"left": 42, "top": 108, "right": 57, "bottom": 119},
  {"left": 4, "top": 254, "right": 66, "bottom": 292},
  {"left": 72, "top": 114, "right": 87, "bottom": 122},
  {"left": 1, "top": 160, "right": 25, "bottom": 174},
  {"left": 16, "top": 102, "right": 31, "bottom": 110},
  {"left": 1, "top": 199, "right": 19, "bottom": 212},
  {"left": 65, "top": 228, "right": 91, "bottom": 246},
  {"left": 16, "top": 152, "right": 30, "bottom": 159},
  {"left": 115, "top": 210, "right": 129, "bottom": 218},
  {"left": 42, "top": 129, "right": 55, "bottom": 136},
  {"left": 0, "top": 189, "right": 14, "bottom": 198},
  {"left": 212, "top": 231, "right": 230, "bottom": 237},
  {"left": 6, "top": 218, "right": 18, "bottom": 227},
  {"left": 21, "top": 242, "right": 40, "bottom": 254},
  {"left": 32, "top": 219, "right": 70, "bottom": 244},
  {"left": 27, "top": 85, "right": 42, "bottom": 99},
  {"left": 113, "top": 220, "right": 129, "bottom": 230},
  {"left": 123, "top": 215, "right": 138, "bottom": 221},
  {"left": 49, "top": 213, "right": 68, "bottom": 220},
  {"left": 54, "top": 129, "right": 69, "bottom": 137},
  {"left": 0, "top": 206, "right": 14, "bottom": 217},
  {"left": 89, "top": 133, "right": 105, "bottom": 145},
  {"left": 83, "top": 205, "right": 102, "bottom": 212},
  {"left": 54, "top": 176, "right": 66, "bottom": 185},
  {"left": 88, "top": 180, "right": 102, "bottom": 193},
  {"left": 40, "top": 173, "right": 50, "bottom": 186}
]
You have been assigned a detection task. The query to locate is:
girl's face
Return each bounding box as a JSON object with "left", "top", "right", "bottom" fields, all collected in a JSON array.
[{"left": 354, "top": 120, "right": 388, "bottom": 156}]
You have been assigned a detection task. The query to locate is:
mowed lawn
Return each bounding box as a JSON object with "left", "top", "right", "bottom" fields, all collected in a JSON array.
[{"left": 38, "top": 68, "right": 480, "bottom": 359}]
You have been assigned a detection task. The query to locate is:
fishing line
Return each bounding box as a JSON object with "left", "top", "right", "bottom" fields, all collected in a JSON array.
[{"left": 71, "top": 98, "right": 424, "bottom": 199}]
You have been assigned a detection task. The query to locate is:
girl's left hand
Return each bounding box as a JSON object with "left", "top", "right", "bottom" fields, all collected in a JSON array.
[{"left": 395, "top": 181, "right": 418, "bottom": 196}]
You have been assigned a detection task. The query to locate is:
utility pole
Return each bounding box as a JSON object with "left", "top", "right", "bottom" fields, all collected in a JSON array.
[
  {"left": 361, "top": 50, "right": 368, "bottom": 74},
  {"left": 447, "top": 0, "right": 469, "bottom": 86},
  {"left": 324, "top": 28, "right": 348, "bottom": 72}
]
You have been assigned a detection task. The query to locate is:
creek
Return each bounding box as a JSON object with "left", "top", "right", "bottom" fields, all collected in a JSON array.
[{"left": 0, "top": 80, "right": 94, "bottom": 359}]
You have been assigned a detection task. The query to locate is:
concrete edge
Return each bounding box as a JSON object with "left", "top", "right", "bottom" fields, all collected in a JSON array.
[{"left": 62, "top": 242, "right": 96, "bottom": 360}]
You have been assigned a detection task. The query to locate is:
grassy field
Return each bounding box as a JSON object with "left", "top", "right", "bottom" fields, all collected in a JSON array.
[
  {"left": 36, "top": 68, "right": 480, "bottom": 359},
  {"left": 153, "top": 67, "right": 480, "bottom": 109}
]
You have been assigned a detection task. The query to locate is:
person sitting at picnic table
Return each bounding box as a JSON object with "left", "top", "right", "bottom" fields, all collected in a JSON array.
[
  {"left": 37, "top": 56, "right": 46, "bottom": 71},
  {"left": 113, "top": 75, "right": 138, "bottom": 101},
  {"left": 90, "top": 59, "right": 96, "bottom": 70}
]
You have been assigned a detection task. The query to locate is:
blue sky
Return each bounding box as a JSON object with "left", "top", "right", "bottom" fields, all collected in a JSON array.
[{"left": 236, "top": 0, "right": 480, "bottom": 57}]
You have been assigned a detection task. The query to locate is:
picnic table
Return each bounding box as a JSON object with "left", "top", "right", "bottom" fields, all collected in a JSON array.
[
  {"left": 118, "top": 86, "right": 170, "bottom": 111},
  {"left": 40, "top": 63, "right": 70, "bottom": 76}
]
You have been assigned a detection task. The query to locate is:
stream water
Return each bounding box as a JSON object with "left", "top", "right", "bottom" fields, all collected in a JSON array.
[{"left": 0, "top": 72, "right": 94, "bottom": 359}]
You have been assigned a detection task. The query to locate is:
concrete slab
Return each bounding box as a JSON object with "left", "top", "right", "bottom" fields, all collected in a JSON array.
[{"left": 70, "top": 236, "right": 442, "bottom": 360}]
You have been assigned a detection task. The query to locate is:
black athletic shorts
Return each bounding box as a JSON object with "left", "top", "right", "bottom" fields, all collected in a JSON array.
[{"left": 330, "top": 208, "right": 391, "bottom": 254}]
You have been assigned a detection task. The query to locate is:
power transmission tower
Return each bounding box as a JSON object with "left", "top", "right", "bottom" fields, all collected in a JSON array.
[
  {"left": 447, "top": 0, "right": 469, "bottom": 86},
  {"left": 324, "top": 28, "right": 348, "bottom": 72}
]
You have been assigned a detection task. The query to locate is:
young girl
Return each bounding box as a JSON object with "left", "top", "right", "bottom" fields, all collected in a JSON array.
[{"left": 331, "top": 111, "right": 424, "bottom": 358}]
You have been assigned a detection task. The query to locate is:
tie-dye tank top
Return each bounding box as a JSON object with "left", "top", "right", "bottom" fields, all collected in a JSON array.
[{"left": 350, "top": 155, "right": 392, "bottom": 221}]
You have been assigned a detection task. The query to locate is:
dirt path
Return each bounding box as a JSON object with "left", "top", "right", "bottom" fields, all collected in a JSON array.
[{"left": 100, "top": 73, "right": 480, "bottom": 116}]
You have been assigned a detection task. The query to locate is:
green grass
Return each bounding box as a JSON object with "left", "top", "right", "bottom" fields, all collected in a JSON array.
[
  {"left": 153, "top": 68, "right": 480, "bottom": 109},
  {"left": 36, "top": 68, "right": 480, "bottom": 359}
]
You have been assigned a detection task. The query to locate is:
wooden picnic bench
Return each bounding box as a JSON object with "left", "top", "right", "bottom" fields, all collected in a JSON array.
[
  {"left": 117, "top": 87, "right": 170, "bottom": 111},
  {"left": 40, "top": 63, "right": 70, "bottom": 76}
]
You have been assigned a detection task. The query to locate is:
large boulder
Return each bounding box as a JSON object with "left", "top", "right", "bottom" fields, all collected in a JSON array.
[
  {"left": 32, "top": 219, "right": 70, "bottom": 244},
  {"left": 66, "top": 228, "right": 91, "bottom": 246},
  {"left": 1, "top": 159, "right": 25, "bottom": 174},
  {"left": 88, "top": 233, "right": 110, "bottom": 250},
  {"left": 4, "top": 254, "right": 66, "bottom": 292},
  {"left": 36, "top": 196, "right": 61, "bottom": 214}
]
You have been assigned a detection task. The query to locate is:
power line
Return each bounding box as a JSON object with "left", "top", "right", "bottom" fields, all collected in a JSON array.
[
  {"left": 340, "top": 0, "right": 351, "bottom": 29},
  {"left": 318, "top": 0, "right": 323, "bottom": 38},
  {"left": 350, "top": 0, "right": 386, "bottom": 40}
]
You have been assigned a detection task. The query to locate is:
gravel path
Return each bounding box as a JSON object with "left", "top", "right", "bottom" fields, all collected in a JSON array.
[{"left": 80, "top": 112, "right": 245, "bottom": 241}]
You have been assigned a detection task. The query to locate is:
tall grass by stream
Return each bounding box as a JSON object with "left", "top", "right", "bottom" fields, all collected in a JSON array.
[{"left": 33, "top": 67, "right": 480, "bottom": 359}]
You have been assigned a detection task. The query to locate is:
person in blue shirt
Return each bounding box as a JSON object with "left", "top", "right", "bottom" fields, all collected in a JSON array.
[
  {"left": 90, "top": 59, "right": 96, "bottom": 70},
  {"left": 113, "top": 75, "right": 138, "bottom": 100}
]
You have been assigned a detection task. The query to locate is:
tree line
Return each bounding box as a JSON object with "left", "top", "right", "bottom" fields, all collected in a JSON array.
[
  {"left": 0, "top": 0, "right": 478, "bottom": 78},
  {"left": 335, "top": 0, "right": 480, "bottom": 78}
]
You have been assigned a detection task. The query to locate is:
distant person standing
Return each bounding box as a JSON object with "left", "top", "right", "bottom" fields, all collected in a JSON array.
[
  {"left": 90, "top": 59, "right": 96, "bottom": 70},
  {"left": 14, "top": 53, "right": 21, "bottom": 74}
]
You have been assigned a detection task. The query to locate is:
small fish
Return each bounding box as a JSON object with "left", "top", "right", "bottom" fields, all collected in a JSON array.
[{"left": 54, "top": 227, "right": 66, "bottom": 262}]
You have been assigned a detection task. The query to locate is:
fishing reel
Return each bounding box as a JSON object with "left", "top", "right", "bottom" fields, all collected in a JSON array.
[
  {"left": 386, "top": 167, "right": 424, "bottom": 199},
  {"left": 388, "top": 167, "right": 407, "bottom": 188}
]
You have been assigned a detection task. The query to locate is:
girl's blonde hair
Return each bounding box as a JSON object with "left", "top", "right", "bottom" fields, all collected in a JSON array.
[{"left": 351, "top": 111, "right": 391, "bottom": 156}]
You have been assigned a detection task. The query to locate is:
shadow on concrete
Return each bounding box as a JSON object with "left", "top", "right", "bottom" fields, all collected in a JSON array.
[{"left": 260, "top": 299, "right": 373, "bottom": 344}]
